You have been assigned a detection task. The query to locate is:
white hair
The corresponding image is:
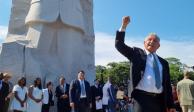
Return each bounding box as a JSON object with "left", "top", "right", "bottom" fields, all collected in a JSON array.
[{"left": 145, "top": 33, "right": 160, "bottom": 42}]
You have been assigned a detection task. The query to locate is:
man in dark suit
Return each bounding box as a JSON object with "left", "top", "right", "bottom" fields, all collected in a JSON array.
[
  {"left": 91, "top": 79, "right": 103, "bottom": 112},
  {"left": 69, "top": 70, "right": 92, "bottom": 112},
  {"left": 115, "top": 16, "right": 175, "bottom": 112},
  {"left": 0, "top": 73, "right": 9, "bottom": 112},
  {"left": 55, "top": 76, "right": 70, "bottom": 112}
]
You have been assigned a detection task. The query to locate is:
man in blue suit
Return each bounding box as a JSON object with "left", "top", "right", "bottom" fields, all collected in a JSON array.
[
  {"left": 115, "top": 16, "right": 175, "bottom": 112},
  {"left": 69, "top": 70, "right": 92, "bottom": 112}
]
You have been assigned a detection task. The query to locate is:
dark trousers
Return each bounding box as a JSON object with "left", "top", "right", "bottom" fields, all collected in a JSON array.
[
  {"left": 42, "top": 104, "right": 50, "bottom": 112},
  {"left": 57, "top": 102, "right": 70, "bottom": 112},
  {"left": 132, "top": 89, "right": 165, "bottom": 112},
  {"left": 13, "top": 110, "right": 23, "bottom": 112},
  {"left": 0, "top": 100, "right": 6, "bottom": 112},
  {"left": 4, "top": 99, "right": 10, "bottom": 112},
  {"left": 92, "top": 110, "right": 103, "bottom": 112},
  {"left": 103, "top": 105, "right": 108, "bottom": 112},
  {"left": 76, "top": 98, "right": 90, "bottom": 112}
]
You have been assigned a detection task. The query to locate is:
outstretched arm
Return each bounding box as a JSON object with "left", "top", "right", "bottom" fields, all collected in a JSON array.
[{"left": 115, "top": 16, "right": 134, "bottom": 60}]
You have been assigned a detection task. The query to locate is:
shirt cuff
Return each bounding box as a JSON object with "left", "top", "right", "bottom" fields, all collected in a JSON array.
[{"left": 119, "top": 27, "right": 126, "bottom": 32}]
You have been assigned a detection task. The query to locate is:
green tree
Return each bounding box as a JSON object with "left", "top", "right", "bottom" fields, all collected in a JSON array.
[
  {"left": 165, "top": 57, "right": 184, "bottom": 83},
  {"left": 107, "top": 62, "right": 130, "bottom": 85},
  {"left": 96, "top": 61, "right": 130, "bottom": 85},
  {"left": 96, "top": 65, "right": 107, "bottom": 84}
]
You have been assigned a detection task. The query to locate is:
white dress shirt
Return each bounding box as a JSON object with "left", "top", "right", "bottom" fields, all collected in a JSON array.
[{"left": 136, "top": 50, "right": 163, "bottom": 93}]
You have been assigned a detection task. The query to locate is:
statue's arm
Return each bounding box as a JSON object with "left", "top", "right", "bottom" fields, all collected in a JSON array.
[{"left": 7, "top": 0, "right": 31, "bottom": 37}]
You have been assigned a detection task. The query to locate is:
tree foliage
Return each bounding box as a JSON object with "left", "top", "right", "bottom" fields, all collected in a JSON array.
[
  {"left": 96, "top": 61, "right": 130, "bottom": 85},
  {"left": 165, "top": 57, "right": 184, "bottom": 83}
]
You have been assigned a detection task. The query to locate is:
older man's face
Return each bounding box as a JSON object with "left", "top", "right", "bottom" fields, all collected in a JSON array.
[{"left": 144, "top": 35, "right": 160, "bottom": 53}]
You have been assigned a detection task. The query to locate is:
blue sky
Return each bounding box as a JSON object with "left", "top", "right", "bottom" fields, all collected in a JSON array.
[
  {"left": 0, "top": 0, "right": 194, "bottom": 66},
  {"left": 94, "top": 0, "right": 194, "bottom": 40}
]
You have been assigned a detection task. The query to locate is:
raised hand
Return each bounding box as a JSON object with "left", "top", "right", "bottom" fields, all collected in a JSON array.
[{"left": 121, "top": 16, "right": 130, "bottom": 29}]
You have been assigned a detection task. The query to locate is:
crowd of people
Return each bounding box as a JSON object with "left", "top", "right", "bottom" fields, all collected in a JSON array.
[
  {"left": 1, "top": 70, "right": 194, "bottom": 112},
  {"left": 2, "top": 70, "right": 194, "bottom": 112},
  {"left": 0, "top": 70, "right": 131, "bottom": 112}
]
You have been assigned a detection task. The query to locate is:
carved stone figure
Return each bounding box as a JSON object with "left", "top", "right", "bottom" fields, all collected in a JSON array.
[{"left": 0, "top": 0, "right": 95, "bottom": 85}]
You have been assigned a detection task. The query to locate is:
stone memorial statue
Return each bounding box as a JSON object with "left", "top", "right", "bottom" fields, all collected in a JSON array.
[{"left": 0, "top": 0, "right": 95, "bottom": 85}]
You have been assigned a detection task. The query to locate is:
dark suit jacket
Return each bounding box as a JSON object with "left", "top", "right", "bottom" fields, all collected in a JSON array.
[
  {"left": 69, "top": 79, "right": 92, "bottom": 107},
  {"left": 0, "top": 81, "right": 9, "bottom": 112},
  {"left": 55, "top": 83, "right": 70, "bottom": 109},
  {"left": 91, "top": 85, "right": 103, "bottom": 110},
  {"left": 115, "top": 31, "right": 174, "bottom": 109}
]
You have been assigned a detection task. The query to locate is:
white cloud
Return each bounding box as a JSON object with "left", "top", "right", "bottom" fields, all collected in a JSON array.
[
  {"left": 158, "top": 40, "right": 194, "bottom": 66},
  {"left": 95, "top": 32, "right": 194, "bottom": 66},
  {"left": 95, "top": 32, "right": 127, "bottom": 65},
  {"left": 0, "top": 26, "right": 8, "bottom": 43},
  {"left": 95, "top": 32, "right": 145, "bottom": 66}
]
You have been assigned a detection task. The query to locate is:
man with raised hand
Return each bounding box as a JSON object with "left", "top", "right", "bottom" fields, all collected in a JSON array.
[{"left": 115, "top": 16, "right": 175, "bottom": 112}]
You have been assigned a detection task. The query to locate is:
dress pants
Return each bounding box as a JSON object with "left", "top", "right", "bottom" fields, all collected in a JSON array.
[
  {"left": 132, "top": 89, "right": 165, "bottom": 112},
  {"left": 76, "top": 98, "right": 90, "bottom": 112},
  {"left": 0, "top": 100, "right": 6, "bottom": 112},
  {"left": 42, "top": 104, "right": 50, "bottom": 112},
  {"left": 57, "top": 102, "right": 70, "bottom": 112}
]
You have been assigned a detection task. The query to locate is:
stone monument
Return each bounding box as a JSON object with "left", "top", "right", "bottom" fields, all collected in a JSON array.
[{"left": 0, "top": 0, "right": 95, "bottom": 85}]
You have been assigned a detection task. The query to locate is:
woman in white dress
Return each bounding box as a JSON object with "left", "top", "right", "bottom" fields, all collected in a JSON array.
[
  {"left": 11, "top": 77, "right": 28, "bottom": 112},
  {"left": 27, "top": 77, "right": 43, "bottom": 112}
]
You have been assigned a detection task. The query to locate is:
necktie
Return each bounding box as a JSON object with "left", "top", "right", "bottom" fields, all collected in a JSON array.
[
  {"left": 81, "top": 81, "right": 86, "bottom": 96},
  {"left": 152, "top": 53, "right": 162, "bottom": 89}
]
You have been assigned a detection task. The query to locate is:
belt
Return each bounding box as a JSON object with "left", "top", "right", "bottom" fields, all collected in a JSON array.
[{"left": 134, "top": 89, "right": 162, "bottom": 97}]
